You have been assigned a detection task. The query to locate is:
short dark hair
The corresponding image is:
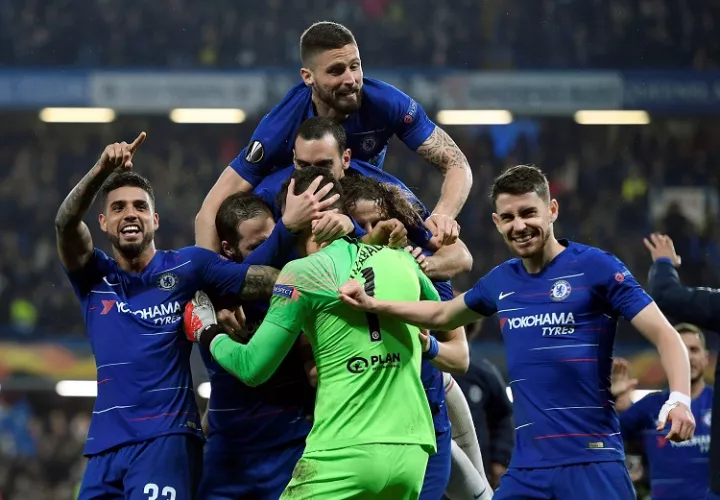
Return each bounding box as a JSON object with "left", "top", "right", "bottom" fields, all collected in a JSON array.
[
  {"left": 295, "top": 117, "right": 347, "bottom": 155},
  {"left": 491, "top": 164, "right": 550, "bottom": 203},
  {"left": 102, "top": 171, "right": 155, "bottom": 209},
  {"left": 341, "top": 174, "right": 423, "bottom": 230},
  {"left": 300, "top": 22, "right": 357, "bottom": 66},
  {"left": 675, "top": 322, "right": 707, "bottom": 348},
  {"left": 215, "top": 193, "right": 273, "bottom": 249},
  {"left": 279, "top": 166, "right": 344, "bottom": 215}
]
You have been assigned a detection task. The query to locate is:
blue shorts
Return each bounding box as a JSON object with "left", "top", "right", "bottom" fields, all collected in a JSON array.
[
  {"left": 494, "top": 461, "right": 635, "bottom": 500},
  {"left": 78, "top": 434, "right": 203, "bottom": 500},
  {"left": 198, "top": 438, "right": 305, "bottom": 500},
  {"left": 419, "top": 430, "right": 452, "bottom": 500}
]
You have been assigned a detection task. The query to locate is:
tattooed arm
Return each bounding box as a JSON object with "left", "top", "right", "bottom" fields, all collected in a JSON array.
[
  {"left": 55, "top": 133, "right": 146, "bottom": 271},
  {"left": 240, "top": 266, "right": 280, "bottom": 300},
  {"left": 415, "top": 126, "right": 472, "bottom": 220}
]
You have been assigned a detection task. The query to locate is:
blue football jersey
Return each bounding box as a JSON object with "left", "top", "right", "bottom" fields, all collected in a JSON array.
[
  {"left": 464, "top": 240, "right": 653, "bottom": 468},
  {"left": 64, "top": 246, "right": 252, "bottom": 455},
  {"left": 230, "top": 78, "right": 436, "bottom": 187},
  {"left": 253, "top": 159, "right": 432, "bottom": 246},
  {"left": 200, "top": 299, "right": 314, "bottom": 452},
  {"left": 620, "top": 386, "right": 712, "bottom": 500}
]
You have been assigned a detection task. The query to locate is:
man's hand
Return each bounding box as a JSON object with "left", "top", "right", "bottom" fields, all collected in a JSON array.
[
  {"left": 217, "top": 306, "right": 247, "bottom": 343},
  {"left": 658, "top": 400, "right": 696, "bottom": 442},
  {"left": 405, "top": 245, "right": 435, "bottom": 274},
  {"left": 282, "top": 176, "right": 340, "bottom": 233},
  {"left": 360, "top": 219, "right": 408, "bottom": 247},
  {"left": 99, "top": 132, "right": 146, "bottom": 173},
  {"left": 418, "top": 329, "right": 431, "bottom": 352},
  {"left": 424, "top": 214, "right": 459, "bottom": 247},
  {"left": 643, "top": 233, "right": 681, "bottom": 267},
  {"left": 610, "top": 358, "right": 639, "bottom": 397},
  {"left": 338, "top": 279, "right": 376, "bottom": 311},
  {"left": 312, "top": 213, "right": 354, "bottom": 245}
]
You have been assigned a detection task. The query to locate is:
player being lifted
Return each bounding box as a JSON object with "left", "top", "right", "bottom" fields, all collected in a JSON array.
[
  {"left": 196, "top": 21, "right": 472, "bottom": 251},
  {"left": 339, "top": 165, "right": 696, "bottom": 500},
  {"left": 56, "top": 133, "right": 278, "bottom": 500},
  {"left": 186, "top": 167, "right": 437, "bottom": 499}
]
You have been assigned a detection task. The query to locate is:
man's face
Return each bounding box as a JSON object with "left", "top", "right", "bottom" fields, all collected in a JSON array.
[
  {"left": 293, "top": 134, "right": 351, "bottom": 180},
  {"left": 302, "top": 44, "right": 363, "bottom": 114},
  {"left": 492, "top": 192, "right": 556, "bottom": 259},
  {"left": 348, "top": 198, "right": 382, "bottom": 230},
  {"left": 222, "top": 214, "right": 275, "bottom": 261},
  {"left": 99, "top": 186, "right": 158, "bottom": 259},
  {"left": 680, "top": 331, "right": 708, "bottom": 384}
]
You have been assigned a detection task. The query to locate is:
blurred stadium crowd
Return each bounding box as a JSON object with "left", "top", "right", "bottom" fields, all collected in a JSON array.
[
  {"left": 1, "top": 1, "right": 720, "bottom": 499},
  {"left": 0, "top": 0, "right": 718, "bottom": 69}
]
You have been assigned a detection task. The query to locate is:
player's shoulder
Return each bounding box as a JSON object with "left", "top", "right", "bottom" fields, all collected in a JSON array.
[
  {"left": 566, "top": 240, "right": 622, "bottom": 264},
  {"left": 272, "top": 81, "right": 312, "bottom": 113},
  {"left": 485, "top": 258, "right": 523, "bottom": 281},
  {"left": 173, "top": 246, "right": 227, "bottom": 265},
  {"left": 361, "top": 77, "right": 414, "bottom": 110},
  {"left": 634, "top": 390, "right": 668, "bottom": 410},
  {"left": 255, "top": 165, "right": 294, "bottom": 191},
  {"left": 256, "top": 81, "right": 311, "bottom": 132}
]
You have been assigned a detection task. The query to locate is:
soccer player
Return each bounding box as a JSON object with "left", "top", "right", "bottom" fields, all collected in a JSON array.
[
  {"left": 56, "top": 133, "right": 279, "bottom": 500},
  {"left": 196, "top": 21, "right": 472, "bottom": 251},
  {"left": 339, "top": 164, "right": 697, "bottom": 500},
  {"left": 342, "top": 174, "right": 491, "bottom": 500},
  {"left": 186, "top": 167, "right": 438, "bottom": 499},
  {"left": 198, "top": 177, "right": 354, "bottom": 500},
  {"left": 612, "top": 323, "right": 712, "bottom": 500},
  {"left": 253, "top": 116, "right": 474, "bottom": 274},
  {"left": 643, "top": 232, "right": 720, "bottom": 500}
]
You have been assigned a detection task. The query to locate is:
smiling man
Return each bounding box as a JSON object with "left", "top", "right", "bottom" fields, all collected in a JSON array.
[
  {"left": 196, "top": 21, "right": 472, "bottom": 252},
  {"left": 339, "top": 164, "right": 696, "bottom": 500}
]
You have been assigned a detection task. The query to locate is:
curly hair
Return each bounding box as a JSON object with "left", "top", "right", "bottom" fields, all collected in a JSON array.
[{"left": 340, "top": 173, "right": 423, "bottom": 229}]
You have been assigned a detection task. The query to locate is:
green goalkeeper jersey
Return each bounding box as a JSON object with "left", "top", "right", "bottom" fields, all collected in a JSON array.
[{"left": 212, "top": 237, "right": 439, "bottom": 455}]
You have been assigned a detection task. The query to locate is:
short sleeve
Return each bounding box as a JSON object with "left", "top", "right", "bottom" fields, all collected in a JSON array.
[
  {"left": 63, "top": 248, "right": 114, "bottom": 297},
  {"left": 387, "top": 86, "right": 436, "bottom": 150},
  {"left": 463, "top": 274, "right": 497, "bottom": 317},
  {"left": 187, "top": 247, "right": 250, "bottom": 307},
  {"left": 594, "top": 251, "right": 653, "bottom": 321}
]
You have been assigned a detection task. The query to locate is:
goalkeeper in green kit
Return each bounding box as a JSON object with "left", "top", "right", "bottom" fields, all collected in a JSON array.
[{"left": 185, "top": 167, "right": 438, "bottom": 500}]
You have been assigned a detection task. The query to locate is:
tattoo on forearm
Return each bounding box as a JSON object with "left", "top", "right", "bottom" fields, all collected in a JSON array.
[
  {"left": 416, "top": 127, "right": 470, "bottom": 174},
  {"left": 55, "top": 161, "right": 108, "bottom": 229},
  {"left": 241, "top": 266, "right": 280, "bottom": 300}
]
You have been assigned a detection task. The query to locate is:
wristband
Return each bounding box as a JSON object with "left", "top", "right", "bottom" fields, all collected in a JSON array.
[
  {"left": 198, "top": 324, "right": 226, "bottom": 352},
  {"left": 423, "top": 335, "right": 440, "bottom": 360},
  {"left": 668, "top": 391, "right": 691, "bottom": 408}
]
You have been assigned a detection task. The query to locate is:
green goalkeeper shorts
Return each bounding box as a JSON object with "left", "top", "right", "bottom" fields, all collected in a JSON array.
[{"left": 280, "top": 443, "right": 429, "bottom": 500}]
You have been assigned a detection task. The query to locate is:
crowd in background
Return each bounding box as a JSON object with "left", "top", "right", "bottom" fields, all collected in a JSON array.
[
  {"left": 0, "top": 0, "right": 718, "bottom": 69},
  {"left": 0, "top": 116, "right": 719, "bottom": 341}
]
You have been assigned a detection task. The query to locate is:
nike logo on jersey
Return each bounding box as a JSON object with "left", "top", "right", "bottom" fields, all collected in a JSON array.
[{"left": 498, "top": 291, "right": 515, "bottom": 300}]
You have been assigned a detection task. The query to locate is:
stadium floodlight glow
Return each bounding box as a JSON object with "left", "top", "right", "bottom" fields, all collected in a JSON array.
[
  {"left": 197, "top": 382, "right": 211, "bottom": 399},
  {"left": 169, "top": 108, "right": 246, "bottom": 124},
  {"left": 436, "top": 110, "right": 513, "bottom": 125},
  {"left": 39, "top": 107, "right": 116, "bottom": 123},
  {"left": 56, "top": 380, "right": 98, "bottom": 397},
  {"left": 573, "top": 110, "right": 650, "bottom": 125}
]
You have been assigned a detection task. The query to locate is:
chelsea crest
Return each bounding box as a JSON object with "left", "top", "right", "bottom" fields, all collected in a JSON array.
[{"left": 157, "top": 272, "right": 179, "bottom": 291}]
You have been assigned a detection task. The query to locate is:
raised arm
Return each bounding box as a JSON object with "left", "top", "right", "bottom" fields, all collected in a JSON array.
[
  {"left": 415, "top": 126, "right": 473, "bottom": 243},
  {"left": 55, "top": 132, "right": 146, "bottom": 271},
  {"left": 339, "top": 281, "right": 481, "bottom": 331},
  {"left": 195, "top": 167, "right": 254, "bottom": 251}
]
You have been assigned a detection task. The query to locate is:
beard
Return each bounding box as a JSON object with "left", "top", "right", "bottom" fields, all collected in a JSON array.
[
  {"left": 507, "top": 227, "right": 548, "bottom": 258},
  {"left": 107, "top": 230, "right": 154, "bottom": 260},
  {"left": 314, "top": 83, "right": 362, "bottom": 114}
]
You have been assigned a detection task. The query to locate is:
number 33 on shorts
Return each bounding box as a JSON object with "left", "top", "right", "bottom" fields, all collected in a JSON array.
[{"left": 144, "top": 483, "right": 176, "bottom": 500}]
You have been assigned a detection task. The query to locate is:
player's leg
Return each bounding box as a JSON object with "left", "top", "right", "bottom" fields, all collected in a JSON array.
[
  {"left": 551, "top": 461, "right": 635, "bottom": 500},
  {"left": 419, "top": 430, "right": 452, "bottom": 500},
  {"left": 492, "top": 468, "right": 552, "bottom": 500},
  {"left": 445, "top": 440, "right": 492, "bottom": 500},
  {"left": 123, "top": 435, "right": 203, "bottom": 500},
  {"left": 77, "top": 451, "right": 124, "bottom": 500},
  {"left": 282, "top": 444, "right": 408, "bottom": 500},
  {"left": 443, "top": 373, "right": 489, "bottom": 480},
  {"left": 378, "top": 444, "right": 431, "bottom": 500}
]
